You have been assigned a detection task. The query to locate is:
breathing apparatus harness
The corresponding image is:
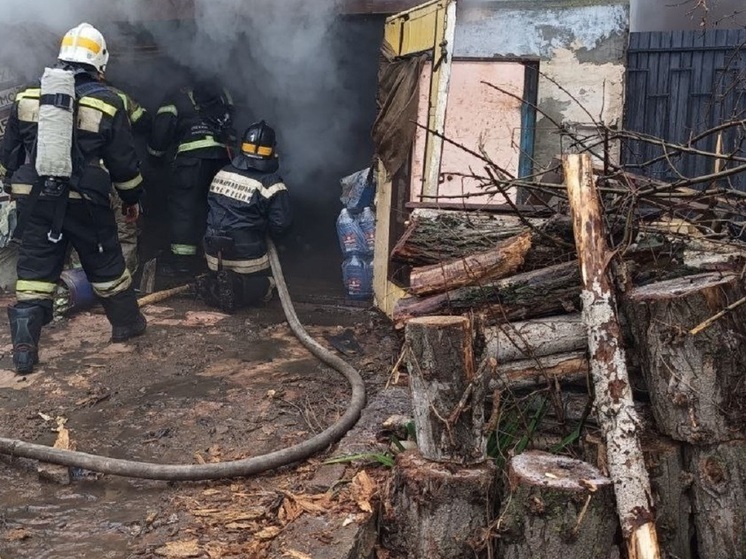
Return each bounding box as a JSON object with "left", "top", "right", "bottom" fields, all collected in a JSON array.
[{"left": 12, "top": 67, "right": 108, "bottom": 251}]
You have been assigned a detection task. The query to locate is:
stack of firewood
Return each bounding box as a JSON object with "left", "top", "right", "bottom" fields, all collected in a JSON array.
[{"left": 386, "top": 155, "right": 746, "bottom": 559}]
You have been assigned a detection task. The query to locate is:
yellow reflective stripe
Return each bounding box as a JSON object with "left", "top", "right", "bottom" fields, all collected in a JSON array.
[
  {"left": 147, "top": 146, "right": 165, "bottom": 157},
  {"left": 113, "top": 174, "right": 143, "bottom": 191},
  {"left": 130, "top": 106, "right": 145, "bottom": 123},
  {"left": 11, "top": 184, "right": 83, "bottom": 199},
  {"left": 177, "top": 137, "right": 225, "bottom": 154},
  {"left": 62, "top": 35, "right": 101, "bottom": 54},
  {"left": 79, "top": 97, "right": 118, "bottom": 117},
  {"left": 91, "top": 270, "right": 132, "bottom": 298},
  {"left": 15, "top": 88, "right": 40, "bottom": 101},
  {"left": 205, "top": 253, "right": 270, "bottom": 274},
  {"left": 116, "top": 92, "right": 130, "bottom": 112},
  {"left": 171, "top": 244, "right": 197, "bottom": 256},
  {"left": 0, "top": 163, "right": 6, "bottom": 178},
  {"left": 222, "top": 88, "right": 233, "bottom": 105},
  {"left": 242, "top": 143, "right": 273, "bottom": 157},
  {"left": 157, "top": 104, "right": 178, "bottom": 116},
  {"left": 16, "top": 280, "right": 57, "bottom": 299}
]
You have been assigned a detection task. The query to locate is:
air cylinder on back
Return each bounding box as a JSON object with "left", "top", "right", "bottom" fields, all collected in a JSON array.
[{"left": 35, "top": 67, "right": 76, "bottom": 179}]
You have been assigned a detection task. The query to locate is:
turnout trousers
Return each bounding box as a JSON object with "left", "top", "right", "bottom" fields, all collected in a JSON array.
[
  {"left": 168, "top": 156, "right": 226, "bottom": 259},
  {"left": 15, "top": 196, "right": 140, "bottom": 327}
]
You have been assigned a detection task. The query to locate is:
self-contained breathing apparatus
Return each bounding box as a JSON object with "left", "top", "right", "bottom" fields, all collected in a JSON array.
[{"left": 13, "top": 67, "right": 108, "bottom": 248}]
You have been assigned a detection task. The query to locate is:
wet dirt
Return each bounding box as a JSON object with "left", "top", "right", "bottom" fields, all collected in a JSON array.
[{"left": 0, "top": 294, "right": 399, "bottom": 558}]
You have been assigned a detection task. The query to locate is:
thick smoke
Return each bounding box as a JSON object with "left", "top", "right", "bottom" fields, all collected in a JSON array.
[{"left": 0, "top": 0, "right": 382, "bottom": 251}]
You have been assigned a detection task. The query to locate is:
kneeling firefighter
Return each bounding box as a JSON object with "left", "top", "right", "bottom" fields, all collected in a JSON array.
[
  {"left": 2, "top": 22, "right": 147, "bottom": 374},
  {"left": 197, "top": 121, "right": 292, "bottom": 312}
]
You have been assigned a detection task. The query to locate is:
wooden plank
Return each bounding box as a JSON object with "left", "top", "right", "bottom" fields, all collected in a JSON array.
[{"left": 372, "top": 161, "right": 407, "bottom": 317}]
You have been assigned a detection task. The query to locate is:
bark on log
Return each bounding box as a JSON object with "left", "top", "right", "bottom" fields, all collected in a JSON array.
[
  {"left": 390, "top": 210, "right": 544, "bottom": 266},
  {"left": 383, "top": 450, "right": 497, "bottom": 559},
  {"left": 642, "top": 435, "right": 693, "bottom": 559},
  {"left": 487, "top": 351, "right": 589, "bottom": 392},
  {"left": 393, "top": 261, "right": 581, "bottom": 327},
  {"left": 623, "top": 272, "right": 746, "bottom": 443},
  {"left": 689, "top": 441, "right": 746, "bottom": 559},
  {"left": 564, "top": 153, "right": 660, "bottom": 559},
  {"left": 408, "top": 231, "right": 532, "bottom": 296},
  {"left": 495, "top": 451, "right": 618, "bottom": 559},
  {"left": 582, "top": 432, "right": 692, "bottom": 559},
  {"left": 483, "top": 314, "right": 586, "bottom": 362},
  {"left": 404, "top": 316, "right": 485, "bottom": 464}
]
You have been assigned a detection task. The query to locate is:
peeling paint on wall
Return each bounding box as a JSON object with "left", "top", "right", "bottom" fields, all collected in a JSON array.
[{"left": 454, "top": 0, "right": 630, "bottom": 171}]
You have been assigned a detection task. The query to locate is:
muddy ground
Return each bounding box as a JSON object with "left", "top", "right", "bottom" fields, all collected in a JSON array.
[{"left": 0, "top": 289, "right": 400, "bottom": 558}]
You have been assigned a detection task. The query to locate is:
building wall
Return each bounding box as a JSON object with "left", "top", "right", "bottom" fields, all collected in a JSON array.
[{"left": 454, "top": 0, "right": 630, "bottom": 171}]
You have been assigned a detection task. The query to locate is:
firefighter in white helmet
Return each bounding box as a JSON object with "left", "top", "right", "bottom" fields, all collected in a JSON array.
[{"left": 1, "top": 22, "right": 147, "bottom": 374}]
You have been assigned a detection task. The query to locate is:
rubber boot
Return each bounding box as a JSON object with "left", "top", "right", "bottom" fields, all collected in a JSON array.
[
  {"left": 196, "top": 273, "right": 222, "bottom": 309},
  {"left": 216, "top": 270, "right": 238, "bottom": 313},
  {"left": 7, "top": 305, "right": 44, "bottom": 374},
  {"left": 100, "top": 289, "right": 147, "bottom": 343}
]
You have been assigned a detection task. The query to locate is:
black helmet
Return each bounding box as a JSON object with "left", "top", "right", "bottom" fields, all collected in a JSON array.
[{"left": 235, "top": 121, "right": 278, "bottom": 172}]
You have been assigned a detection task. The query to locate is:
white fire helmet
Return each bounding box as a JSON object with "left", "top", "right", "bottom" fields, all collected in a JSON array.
[{"left": 58, "top": 23, "right": 109, "bottom": 74}]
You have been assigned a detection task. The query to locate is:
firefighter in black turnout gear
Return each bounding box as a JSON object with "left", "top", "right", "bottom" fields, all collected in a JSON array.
[
  {"left": 2, "top": 23, "right": 147, "bottom": 374},
  {"left": 197, "top": 121, "right": 292, "bottom": 312},
  {"left": 148, "top": 80, "right": 234, "bottom": 275}
]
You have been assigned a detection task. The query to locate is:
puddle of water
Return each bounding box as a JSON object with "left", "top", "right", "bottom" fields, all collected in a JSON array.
[{"left": 0, "top": 470, "right": 165, "bottom": 559}]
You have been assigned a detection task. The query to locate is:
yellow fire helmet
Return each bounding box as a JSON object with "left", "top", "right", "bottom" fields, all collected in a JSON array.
[{"left": 58, "top": 22, "right": 109, "bottom": 74}]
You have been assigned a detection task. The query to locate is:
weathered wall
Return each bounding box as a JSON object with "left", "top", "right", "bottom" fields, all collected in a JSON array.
[{"left": 454, "top": 0, "right": 630, "bottom": 171}]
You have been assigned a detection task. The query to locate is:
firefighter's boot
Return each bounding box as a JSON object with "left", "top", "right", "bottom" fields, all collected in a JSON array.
[
  {"left": 100, "top": 289, "right": 147, "bottom": 343},
  {"left": 8, "top": 305, "right": 44, "bottom": 374}
]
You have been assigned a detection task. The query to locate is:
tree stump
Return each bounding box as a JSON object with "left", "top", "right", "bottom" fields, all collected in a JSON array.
[
  {"left": 689, "top": 441, "right": 746, "bottom": 559},
  {"left": 383, "top": 450, "right": 497, "bottom": 559},
  {"left": 405, "top": 316, "right": 485, "bottom": 464},
  {"left": 624, "top": 272, "right": 746, "bottom": 443},
  {"left": 642, "top": 435, "right": 693, "bottom": 559},
  {"left": 495, "top": 451, "right": 617, "bottom": 559}
]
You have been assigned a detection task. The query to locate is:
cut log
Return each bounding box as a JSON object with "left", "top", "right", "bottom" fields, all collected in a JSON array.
[
  {"left": 483, "top": 314, "right": 586, "bottom": 362},
  {"left": 383, "top": 450, "right": 496, "bottom": 559},
  {"left": 623, "top": 272, "right": 746, "bottom": 443},
  {"left": 689, "top": 441, "right": 746, "bottom": 559},
  {"left": 488, "top": 351, "right": 589, "bottom": 392},
  {"left": 405, "top": 316, "right": 485, "bottom": 464},
  {"left": 391, "top": 210, "right": 544, "bottom": 266},
  {"left": 408, "top": 231, "right": 532, "bottom": 296},
  {"left": 564, "top": 153, "right": 661, "bottom": 559},
  {"left": 642, "top": 435, "right": 693, "bottom": 559},
  {"left": 393, "top": 261, "right": 581, "bottom": 327},
  {"left": 495, "top": 451, "right": 617, "bottom": 559}
]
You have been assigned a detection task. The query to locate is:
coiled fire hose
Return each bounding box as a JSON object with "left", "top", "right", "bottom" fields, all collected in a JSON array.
[{"left": 0, "top": 240, "right": 367, "bottom": 480}]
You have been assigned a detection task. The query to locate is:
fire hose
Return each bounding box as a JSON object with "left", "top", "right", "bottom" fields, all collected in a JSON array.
[{"left": 0, "top": 240, "right": 367, "bottom": 480}]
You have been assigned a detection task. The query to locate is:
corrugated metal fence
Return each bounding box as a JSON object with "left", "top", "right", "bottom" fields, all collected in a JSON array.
[{"left": 623, "top": 30, "right": 746, "bottom": 190}]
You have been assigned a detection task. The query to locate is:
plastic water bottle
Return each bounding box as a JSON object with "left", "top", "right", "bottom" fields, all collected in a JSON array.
[
  {"left": 358, "top": 207, "right": 376, "bottom": 256},
  {"left": 342, "top": 255, "right": 371, "bottom": 300},
  {"left": 336, "top": 208, "right": 365, "bottom": 256}
]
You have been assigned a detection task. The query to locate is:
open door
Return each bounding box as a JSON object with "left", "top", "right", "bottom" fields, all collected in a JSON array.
[{"left": 373, "top": 0, "right": 457, "bottom": 316}]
